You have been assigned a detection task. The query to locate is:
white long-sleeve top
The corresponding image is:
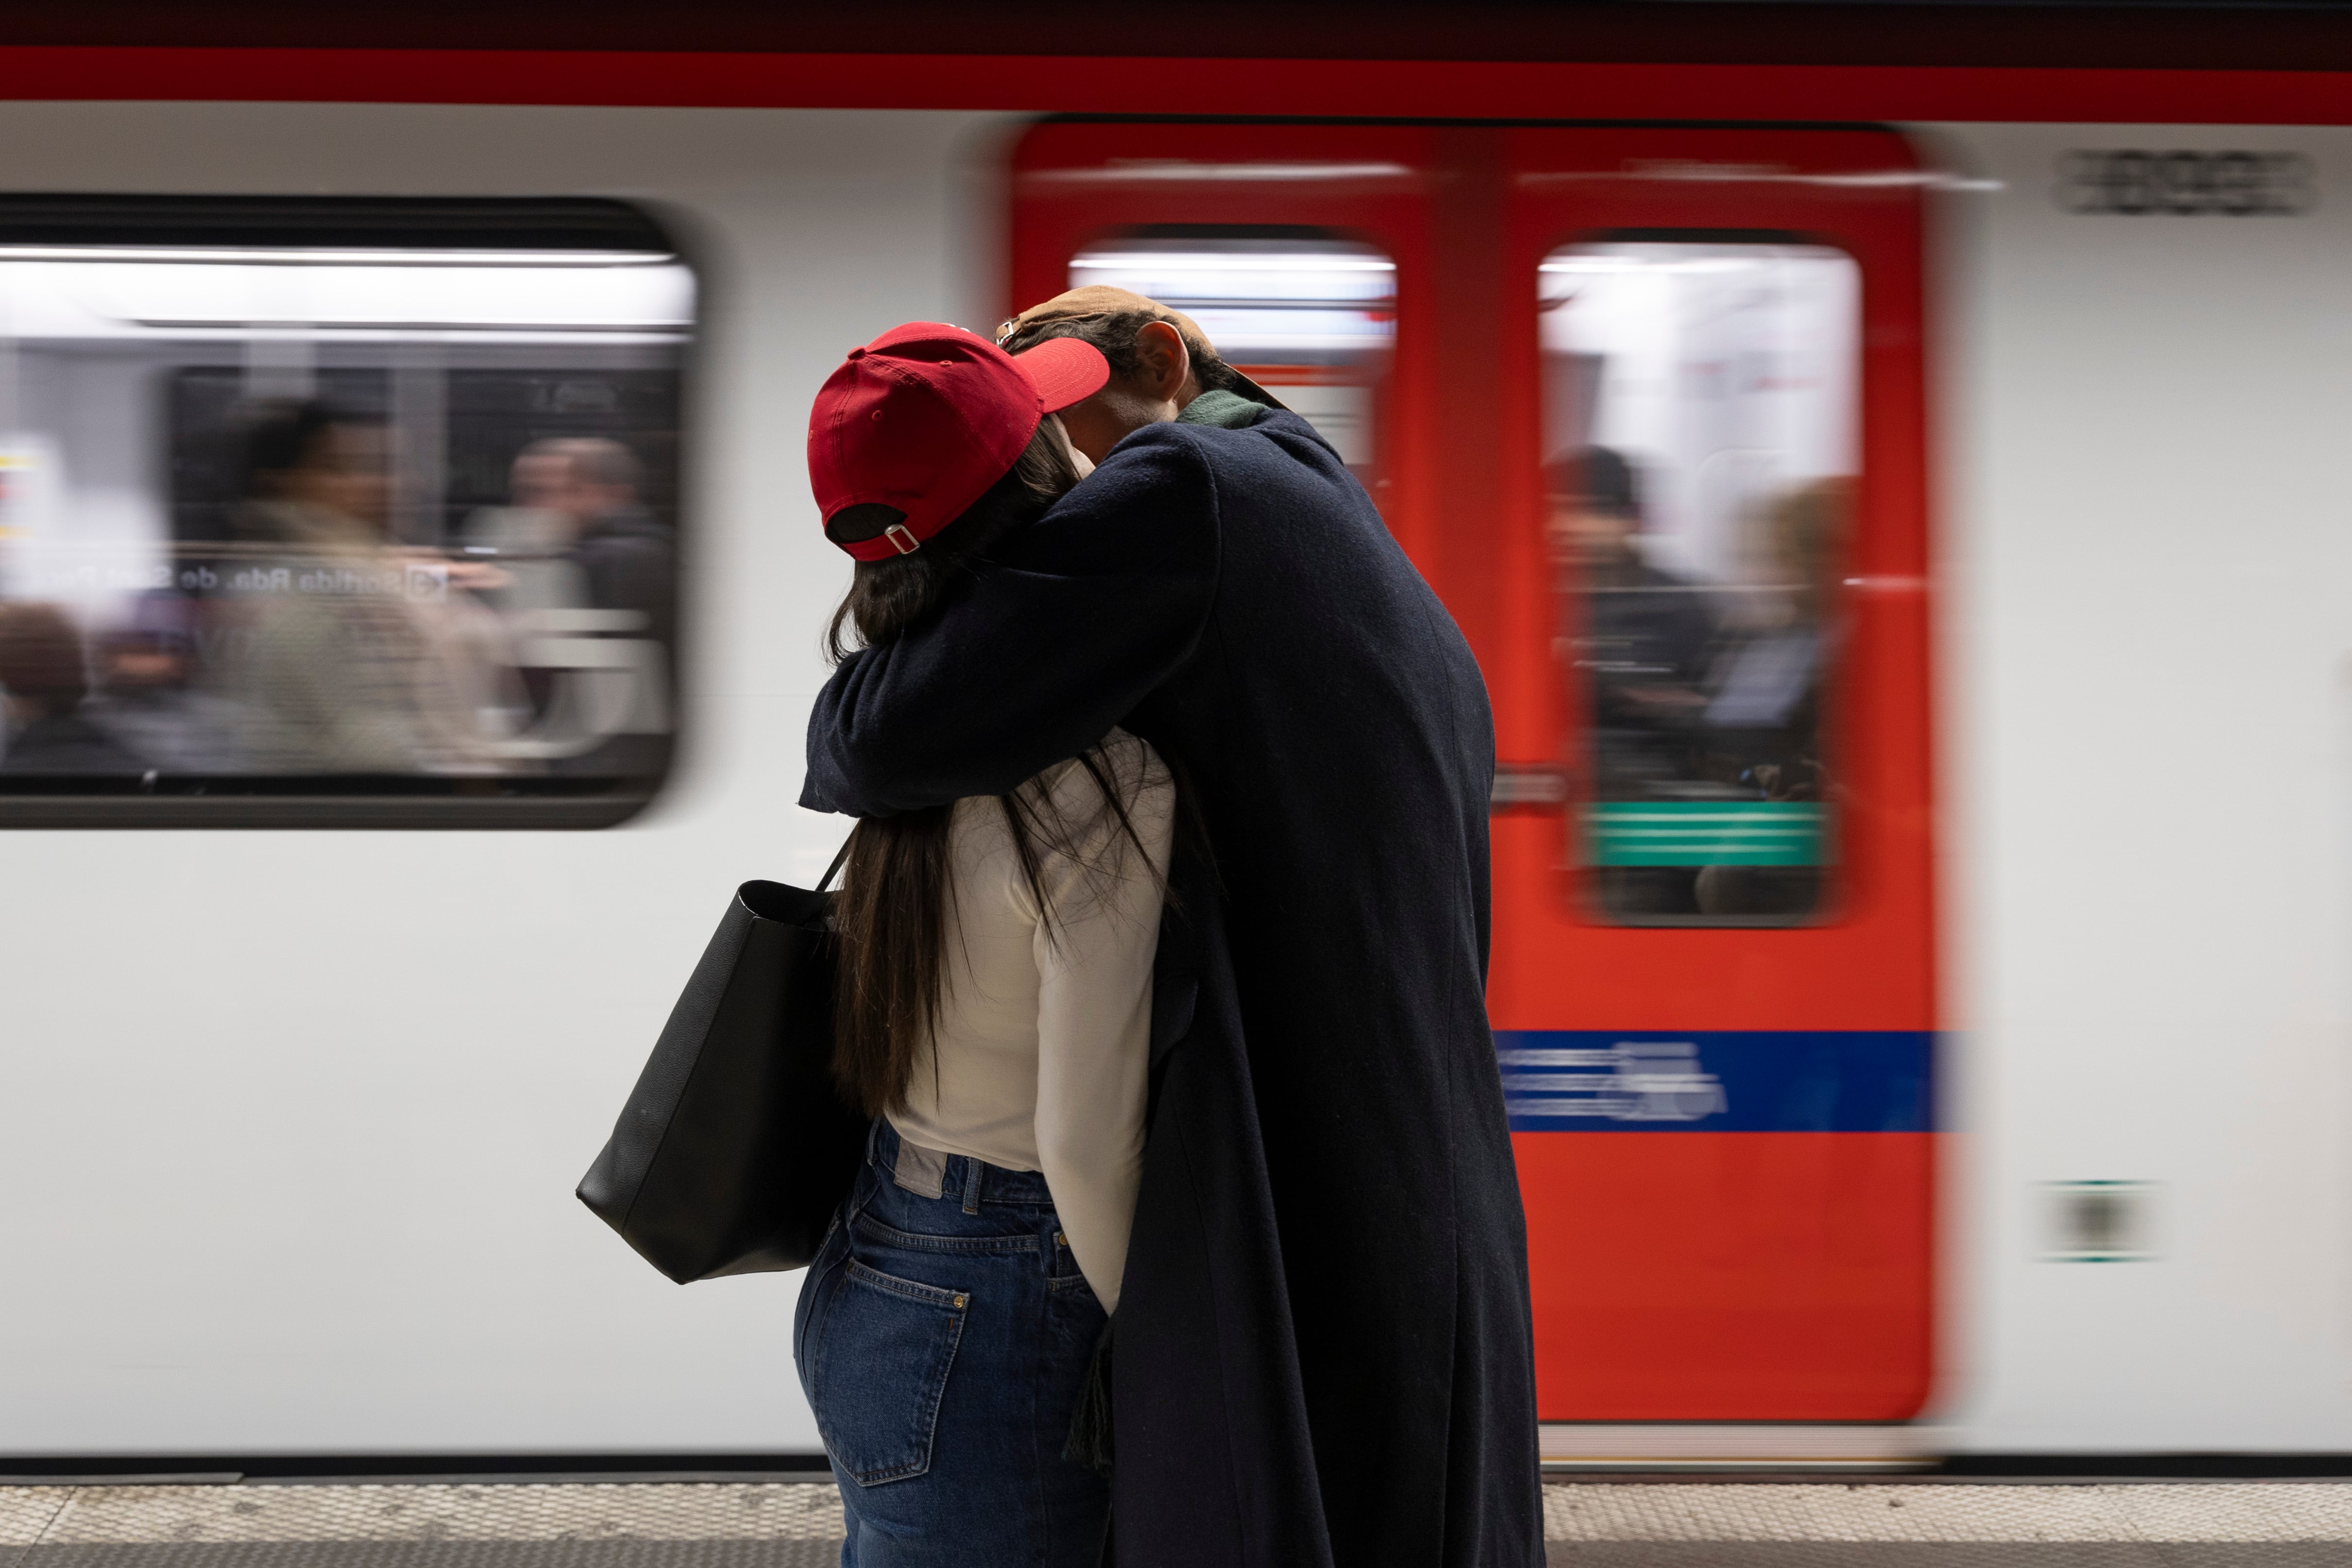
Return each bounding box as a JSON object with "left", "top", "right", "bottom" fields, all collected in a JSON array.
[{"left": 885, "top": 729, "right": 1173, "bottom": 1311}]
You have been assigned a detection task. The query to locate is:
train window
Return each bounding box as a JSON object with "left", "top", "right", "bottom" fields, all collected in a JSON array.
[
  {"left": 0, "top": 198, "right": 689, "bottom": 827},
  {"left": 1069, "top": 232, "right": 1392, "bottom": 474},
  {"left": 1539, "top": 240, "right": 1858, "bottom": 924}
]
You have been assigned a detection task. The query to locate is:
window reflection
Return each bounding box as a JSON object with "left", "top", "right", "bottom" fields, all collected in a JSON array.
[
  {"left": 1539, "top": 241, "right": 1857, "bottom": 923},
  {"left": 0, "top": 233, "right": 689, "bottom": 802}
]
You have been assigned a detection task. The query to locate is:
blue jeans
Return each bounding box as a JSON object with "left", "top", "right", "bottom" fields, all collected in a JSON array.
[{"left": 795, "top": 1119, "right": 1110, "bottom": 1568}]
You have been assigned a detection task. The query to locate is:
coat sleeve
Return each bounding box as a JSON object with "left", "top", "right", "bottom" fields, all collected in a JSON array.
[{"left": 801, "top": 430, "right": 1221, "bottom": 818}]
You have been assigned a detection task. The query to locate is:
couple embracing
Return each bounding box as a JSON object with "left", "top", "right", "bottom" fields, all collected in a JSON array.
[{"left": 796, "top": 286, "right": 1542, "bottom": 1568}]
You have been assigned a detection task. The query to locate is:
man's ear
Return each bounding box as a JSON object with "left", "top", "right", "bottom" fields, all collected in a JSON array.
[{"left": 1134, "top": 320, "right": 1192, "bottom": 403}]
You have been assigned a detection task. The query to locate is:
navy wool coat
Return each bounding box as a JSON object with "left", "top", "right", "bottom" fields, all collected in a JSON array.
[{"left": 801, "top": 409, "right": 1542, "bottom": 1568}]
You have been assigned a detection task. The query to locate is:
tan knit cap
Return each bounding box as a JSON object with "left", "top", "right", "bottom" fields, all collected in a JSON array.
[{"left": 998, "top": 285, "right": 1221, "bottom": 360}]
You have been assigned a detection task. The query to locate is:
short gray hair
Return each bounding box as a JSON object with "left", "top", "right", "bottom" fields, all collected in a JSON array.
[{"left": 523, "top": 436, "right": 642, "bottom": 494}]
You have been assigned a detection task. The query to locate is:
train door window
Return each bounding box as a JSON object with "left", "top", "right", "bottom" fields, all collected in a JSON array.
[
  {"left": 0, "top": 198, "right": 690, "bottom": 826},
  {"left": 1068, "top": 232, "right": 1392, "bottom": 479},
  {"left": 1539, "top": 240, "right": 1858, "bottom": 924}
]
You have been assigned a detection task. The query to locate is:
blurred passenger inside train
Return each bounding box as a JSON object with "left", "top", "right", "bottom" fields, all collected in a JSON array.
[
  {"left": 1690, "top": 479, "right": 1847, "bottom": 919},
  {"left": 464, "top": 437, "right": 675, "bottom": 775},
  {"left": 473, "top": 437, "right": 675, "bottom": 654},
  {"left": 83, "top": 592, "right": 245, "bottom": 774},
  {"left": 541, "top": 438, "right": 674, "bottom": 664},
  {"left": 1547, "top": 445, "right": 1717, "bottom": 799},
  {"left": 0, "top": 602, "right": 146, "bottom": 775},
  {"left": 528, "top": 437, "right": 673, "bottom": 775},
  {"left": 1697, "top": 476, "right": 1847, "bottom": 802},
  {"left": 222, "top": 399, "right": 520, "bottom": 775},
  {"left": 463, "top": 447, "right": 588, "bottom": 633},
  {"left": 802, "top": 292, "right": 1541, "bottom": 1568}
]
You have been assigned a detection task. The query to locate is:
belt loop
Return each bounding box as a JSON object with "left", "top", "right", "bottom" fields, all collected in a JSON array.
[{"left": 961, "top": 1154, "right": 983, "bottom": 1215}]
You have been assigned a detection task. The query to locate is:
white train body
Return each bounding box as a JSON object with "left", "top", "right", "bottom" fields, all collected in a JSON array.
[{"left": 0, "top": 97, "right": 2347, "bottom": 1461}]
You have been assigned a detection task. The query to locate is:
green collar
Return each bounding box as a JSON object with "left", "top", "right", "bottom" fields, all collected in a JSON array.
[{"left": 1176, "top": 389, "right": 1266, "bottom": 430}]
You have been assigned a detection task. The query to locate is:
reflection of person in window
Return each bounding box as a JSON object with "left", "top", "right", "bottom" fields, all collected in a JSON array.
[
  {"left": 1547, "top": 447, "right": 1715, "bottom": 796},
  {"left": 225, "top": 400, "right": 517, "bottom": 775},
  {"left": 0, "top": 602, "right": 147, "bottom": 775}
]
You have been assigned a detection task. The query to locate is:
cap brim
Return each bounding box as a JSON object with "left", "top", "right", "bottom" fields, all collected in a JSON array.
[{"left": 1012, "top": 335, "right": 1111, "bottom": 413}]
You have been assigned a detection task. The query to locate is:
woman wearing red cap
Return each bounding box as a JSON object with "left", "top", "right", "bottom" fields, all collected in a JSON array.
[{"left": 795, "top": 322, "right": 1169, "bottom": 1566}]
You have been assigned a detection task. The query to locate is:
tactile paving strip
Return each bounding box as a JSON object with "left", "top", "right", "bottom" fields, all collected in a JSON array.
[
  {"left": 33, "top": 1487, "right": 844, "bottom": 1544},
  {"left": 1, "top": 1493, "right": 70, "bottom": 1550},
  {"left": 1542, "top": 1484, "right": 2352, "bottom": 1541},
  {"left": 18, "top": 1546, "right": 844, "bottom": 1568},
  {"left": 6, "top": 1480, "right": 2352, "bottom": 1568}
]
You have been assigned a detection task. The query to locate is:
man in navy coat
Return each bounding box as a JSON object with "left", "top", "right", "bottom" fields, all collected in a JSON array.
[{"left": 802, "top": 288, "right": 1541, "bottom": 1568}]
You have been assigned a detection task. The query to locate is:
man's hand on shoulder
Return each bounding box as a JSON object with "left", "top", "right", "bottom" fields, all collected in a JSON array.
[{"left": 802, "top": 429, "right": 1221, "bottom": 819}]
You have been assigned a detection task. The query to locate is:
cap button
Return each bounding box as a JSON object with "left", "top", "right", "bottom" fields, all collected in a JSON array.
[{"left": 846, "top": 347, "right": 866, "bottom": 360}]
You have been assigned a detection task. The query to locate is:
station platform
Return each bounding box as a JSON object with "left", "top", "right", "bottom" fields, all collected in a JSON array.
[{"left": 9, "top": 1479, "right": 2352, "bottom": 1566}]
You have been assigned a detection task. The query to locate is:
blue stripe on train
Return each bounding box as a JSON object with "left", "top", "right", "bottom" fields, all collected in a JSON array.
[{"left": 1495, "top": 1029, "right": 1934, "bottom": 1133}]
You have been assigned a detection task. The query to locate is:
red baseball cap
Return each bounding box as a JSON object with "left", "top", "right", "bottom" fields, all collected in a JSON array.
[{"left": 809, "top": 321, "right": 1108, "bottom": 561}]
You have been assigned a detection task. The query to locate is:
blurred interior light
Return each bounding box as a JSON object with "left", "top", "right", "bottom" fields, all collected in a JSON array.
[
  {"left": 1030, "top": 161, "right": 1414, "bottom": 183},
  {"left": 1071, "top": 238, "right": 1396, "bottom": 353},
  {"left": 0, "top": 251, "right": 696, "bottom": 339},
  {"left": 0, "top": 246, "right": 676, "bottom": 266},
  {"left": 1540, "top": 257, "right": 1765, "bottom": 276},
  {"left": 1077, "top": 254, "right": 1395, "bottom": 273}
]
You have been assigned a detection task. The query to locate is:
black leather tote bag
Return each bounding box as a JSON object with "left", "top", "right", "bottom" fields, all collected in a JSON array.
[{"left": 577, "top": 844, "right": 867, "bottom": 1283}]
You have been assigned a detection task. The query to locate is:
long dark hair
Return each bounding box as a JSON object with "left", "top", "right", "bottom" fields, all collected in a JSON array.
[{"left": 825, "top": 421, "right": 1165, "bottom": 1119}]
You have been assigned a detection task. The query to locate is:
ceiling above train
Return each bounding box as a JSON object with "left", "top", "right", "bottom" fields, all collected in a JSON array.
[{"left": 4, "top": 0, "right": 2352, "bottom": 72}]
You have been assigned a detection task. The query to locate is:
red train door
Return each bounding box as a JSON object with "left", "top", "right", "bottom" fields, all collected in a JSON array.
[{"left": 1010, "top": 120, "right": 1936, "bottom": 1425}]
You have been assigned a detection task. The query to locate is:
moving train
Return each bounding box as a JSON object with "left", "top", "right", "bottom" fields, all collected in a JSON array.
[{"left": 4, "top": 1, "right": 2352, "bottom": 1468}]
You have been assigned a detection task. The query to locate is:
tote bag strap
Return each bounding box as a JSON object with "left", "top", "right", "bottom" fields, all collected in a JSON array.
[{"left": 816, "top": 836, "right": 852, "bottom": 894}]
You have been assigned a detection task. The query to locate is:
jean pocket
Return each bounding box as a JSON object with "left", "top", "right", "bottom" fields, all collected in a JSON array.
[{"left": 805, "top": 1256, "right": 971, "bottom": 1487}]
